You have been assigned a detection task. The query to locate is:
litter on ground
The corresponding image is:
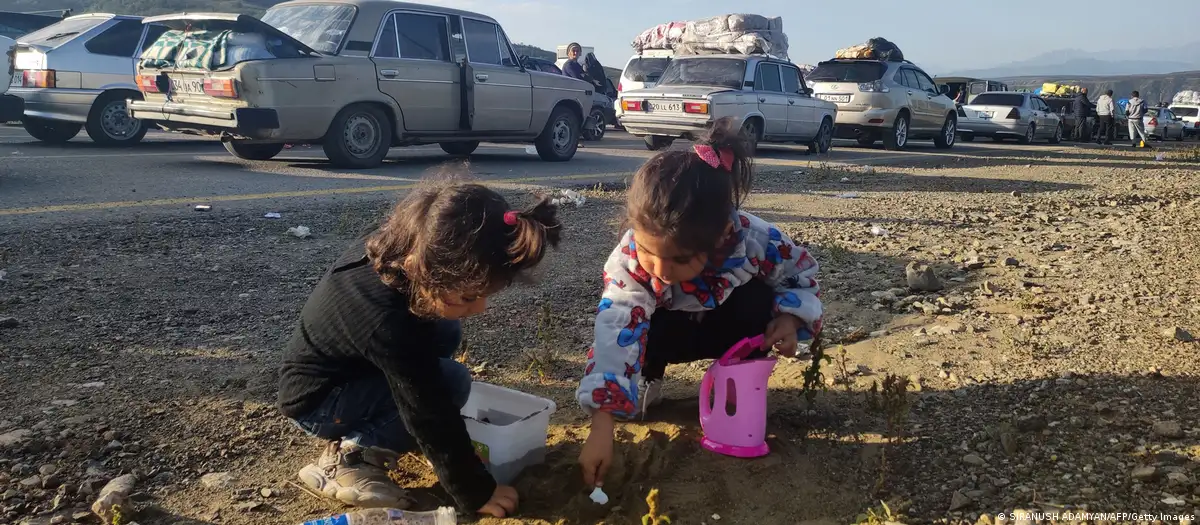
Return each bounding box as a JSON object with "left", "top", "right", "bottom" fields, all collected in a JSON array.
[{"left": 286, "top": 226, "right": 312, "bottom": 239}]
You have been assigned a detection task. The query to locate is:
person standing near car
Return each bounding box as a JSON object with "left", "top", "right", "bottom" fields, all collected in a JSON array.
[
  {"left": 1072, "top": 88, "right": 1092, "bottom": 141},
  {"left": 1126, "top": 90, "right": 1149, "bottom": 147},
  {"left": 1095, "top": 89, "right": 1115, "bottom": 145},
  {"left": 562, "top": 43, "right": 586, "bottom": 81}
]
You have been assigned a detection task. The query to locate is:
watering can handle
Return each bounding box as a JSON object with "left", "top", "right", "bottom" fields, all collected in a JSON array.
[
  {"left": 718, "top": 334, "right": 766, "bottom": 366},
  {"left": 699, "top": 369, "right": 714, "bottom": 419}
]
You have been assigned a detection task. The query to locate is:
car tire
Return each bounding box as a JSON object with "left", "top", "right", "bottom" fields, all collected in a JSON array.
[
  {"left": 440, "top": 141, "right": 480, "bottom": 156},
  {"left": 23, "top": 117, "right": 82, "bottom": 144},
  {"left": 534, "top": 105, "right": 580, "bottom": 162},
  {"left": 1048, "top": 124, "right": 1062, "bottom": 144},
  {"left": 323, "top": 103, "right": 392, "bottom": 169},
  {"left": 933, "top": 115, "right": 956, "bottom": 149},
  {"left": 582, "top": 108, "right": 606, "bottom": 141},
  {"left": 741, "top": 118, "right": 761, "bottom": 153},
  {"left": 644, "top": 136, "right": 673, "bottom": 151},
  {"left": 85, "top": 92, "right": 148, "bottom": 147},
  {"left": 856, "top": 135, "right": 876, "bottom": 147},
  {"left": 1176, "top": 128, "right": 1185, "bottom": 141},
  {"left": 808, "top": 117, "right": 833, "bottom": 154},
  {"left": 882, "top": 113, "right": 909, "bottom": 151},
  {"left": 960, "top": 133, "right": 975, "bottom": 142},
  {"left": 1018, "top": 123, "right": 1035, "bottom": 144},
  {"left": 224, "top": 141, "right": 285, "bottom": 161}
]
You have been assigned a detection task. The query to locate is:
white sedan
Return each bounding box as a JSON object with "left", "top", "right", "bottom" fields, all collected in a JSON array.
[{"left": 958, "top": 91, "right": 1063, "bottom": 144}]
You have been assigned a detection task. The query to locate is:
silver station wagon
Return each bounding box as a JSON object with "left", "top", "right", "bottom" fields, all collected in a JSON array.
[{"left": 127, "top": 0, "right": 594, "bottom": 168}]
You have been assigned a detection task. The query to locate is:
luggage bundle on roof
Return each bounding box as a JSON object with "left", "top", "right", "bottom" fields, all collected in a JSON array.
[
  {"left": 1172, "top": 90, "right": 1200, "bottom": 105},
  {"left": 631, "top": 14, "right": 788, "bottom": 59},
  {"left": 833, "top": 37, "right": 904, "bottom": 62}
]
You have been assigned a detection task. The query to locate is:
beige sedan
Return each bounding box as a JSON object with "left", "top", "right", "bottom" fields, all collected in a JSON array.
[{"left": 127, "top": 0, "right": 593, "bottom": 168}]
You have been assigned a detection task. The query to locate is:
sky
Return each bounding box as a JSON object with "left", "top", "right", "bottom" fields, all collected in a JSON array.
[{"left": 421, "top": 0, "right": 1200, "bottom": 74}]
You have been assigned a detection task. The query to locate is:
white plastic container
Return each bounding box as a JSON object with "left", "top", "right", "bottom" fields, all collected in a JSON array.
[{"left": 460, "top": 382, "right": 556, "bottom": 485}]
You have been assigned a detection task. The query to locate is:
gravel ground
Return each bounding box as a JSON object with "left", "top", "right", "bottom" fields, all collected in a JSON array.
[{"left": 1, "top": 146, "right": 1199, "bottom": 525}]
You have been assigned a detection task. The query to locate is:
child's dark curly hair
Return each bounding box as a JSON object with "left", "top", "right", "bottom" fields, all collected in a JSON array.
[
  {"left": 366, "top": 179, "right": 562, "bottom": 317},
  {"left": 625, "top": 117, "right": 754, "bottom": 253}
]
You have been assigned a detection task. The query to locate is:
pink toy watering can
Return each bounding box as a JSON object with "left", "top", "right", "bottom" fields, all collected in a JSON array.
[{"left": 699, "top": 334, "right": 775, "bottom": 458}]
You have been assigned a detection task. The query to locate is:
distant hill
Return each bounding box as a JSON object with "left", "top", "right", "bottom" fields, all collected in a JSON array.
[
  {"left": 1000, "top": 71, "right": 1200, "bottom": 105},
  {"left": 946, "top": 42, "right": 1200, "bottom": 78}
]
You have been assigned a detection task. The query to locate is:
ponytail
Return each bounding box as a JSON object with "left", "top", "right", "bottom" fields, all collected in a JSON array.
[
  {"left": 693, "top": 116, "right": 755, "bottom": 209},
  {"left": 507, "top": 196, "right": 562, "bottom": 267}
]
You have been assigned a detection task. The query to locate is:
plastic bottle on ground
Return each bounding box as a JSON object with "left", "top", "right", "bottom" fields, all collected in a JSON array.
[{"left": 298, "top": 507, "right": 457, "bottom": 525}]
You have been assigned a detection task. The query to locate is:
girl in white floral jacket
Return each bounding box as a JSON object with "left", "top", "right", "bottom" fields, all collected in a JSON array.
[{"left": 576, "top": 118, "right": 823, "bottom": 488}]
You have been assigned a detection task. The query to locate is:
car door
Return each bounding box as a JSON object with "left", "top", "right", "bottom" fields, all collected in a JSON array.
[
  {"left": 753, "top": 62, "right": 787, "bottom": 138},
  {"left": 899, "top": 69, "right": 932, "bottom": 130},
  {"left": 461, "top": 17, "right": 531, "bottom": 132},
  {"left": 371, "top": 11, "right": 460, "bottom": 132},
  {"left": 914, "top": 70, "right": 945, "bottom": 130},
  {"left": 780, "top": 63, "right": 816, "bottom": 139},
  {"left": 1035, "top": 97, "right": 1056, "bottom": 135}
]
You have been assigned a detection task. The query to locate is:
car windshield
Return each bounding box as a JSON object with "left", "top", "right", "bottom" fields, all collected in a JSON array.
[
  {"left": 1172, "top": 107, "right": 1198, "bottom": 117},
  {"left": 807, "top": 61, "right": 886, "bottom": 82},
  {"left": 971, "top": 93, "right": 1025, "bottom": 106},
  {"left": 18, "top": 16, "right": 105, "bottom": 47},
  {"left": 260, "top": 4, "right": 355, "bottom": 55},
  {"left": 624, "top": 57, "right": 670, "bottom": 82},
  {"left": 657, "top": 58, "right": 745, "bottom": 89}
]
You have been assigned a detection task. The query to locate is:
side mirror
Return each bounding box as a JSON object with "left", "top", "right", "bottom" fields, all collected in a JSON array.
[
  {"left": 938, "top": 85, "right": 950, "bottom": 95},
  {"left": 803, "top": 87, "right": 813, "bottom": 95}
]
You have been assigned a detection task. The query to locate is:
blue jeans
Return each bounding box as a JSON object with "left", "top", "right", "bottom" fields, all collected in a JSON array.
[{"left": 290, "top": 320, "right": 473, "bottom": 453}]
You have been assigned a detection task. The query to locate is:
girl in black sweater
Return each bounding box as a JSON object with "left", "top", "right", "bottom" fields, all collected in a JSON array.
[{"left": 277, "top": 181, "right": 561, "bottom": 518}]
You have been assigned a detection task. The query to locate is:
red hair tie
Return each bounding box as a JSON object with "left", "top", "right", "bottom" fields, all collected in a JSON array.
[
  {"left": 693, "top": 144, "right": 735, "bottom": 171},
  {"left": 503, "top": 210, "right": 520, "bottom": 226}
]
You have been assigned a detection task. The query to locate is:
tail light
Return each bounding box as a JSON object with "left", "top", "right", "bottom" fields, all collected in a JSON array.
[
  {"left": 617, "top": 81, "right": 623, "bottom": 92},
  {"left": 683, "top": 102, "right": 709, "bottom": 114},
  {"left": 203, "top": 78, "right": 237, "bottom": 98},
  {"left": 136, "top": 74, "right": 159, "bottom": 93},
  {"left": 1148, "top": 117, "right": 1158, "bottom": 126},
  {"left": 857, "top": 80, "right": 889, "bottom": 93},
  {"left": 621, "top": 100, "right": 644, "bottom": 111},
  {"left": 19, "top": 70, "right": 55, "bottom": 88},
  {"left": 1005, "top": 108, "right": 1020, "bottom": 119}
]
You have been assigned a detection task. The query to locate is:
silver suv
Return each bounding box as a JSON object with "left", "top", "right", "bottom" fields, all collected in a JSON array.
[{"left": 807, "top": 59, "right": 957, "bottom": 150}]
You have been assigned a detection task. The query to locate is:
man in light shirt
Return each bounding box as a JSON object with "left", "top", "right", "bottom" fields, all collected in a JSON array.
[{"left": 1094, "top": 89, "right": 1115, "bottom": 145}]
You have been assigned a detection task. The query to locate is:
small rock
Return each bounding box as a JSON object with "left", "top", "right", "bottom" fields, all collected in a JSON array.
[
  {"left": 962, "top": 257, "right": 985, "bottom": 270},
  {"left": 236, "top": 501, "right": 269, "bottom": 512},
  {"left": 38, "top": 465, "right": 57, "bottom": 477},
  {"left": 49, "top": 515, "right": 66, "bottom": 525},
  {"left": 928, "top": 322, "right": 966, "bottom": 336},
  {"left": 260, "top": 487, "right": 277, "bottom": 498},
  {"left": 18, "top": 475, "right": 41, "bottom": 489},
  {"left": 962, "top": 454, "right": 986, "bottom": 467},
  {"left": 0, "top": 317, "right": 19, "bottom": 329},
  {"left": 1002, "top": 257, "right": 1020, "bottom": 267},
  {"left": 101, "top": 431, "right": 119, "bottom": 442},
  {"left": 80, "top": 479, "right": 107, "bottom": 496},
  {"left": 200, "top": 472, "right": 234, "bottom": 489},
  {"left": 232, "top": 488, "right": 256, "bottom": 501},
  {"left": 1015, "top": 415, "right": 1047, "bottom": 432},
  {"left": 949, "top": 490, "right": 972, "bottom": 511},
  {"left": 1167, "top": 472, "right": 1191, "bottom": 486},
  {"left": 1131, "top": 465, "right": 1158, "bottom": 481},
  {"left": 72, "top": 511, "right": 92, "bottom": 521},
  {"left": 91, "top": 474, "right": 136, "bottom": 524},
  {"left": 905, "top": 262, "right": 943, "bottom": 292},
  {"left": 1162, "top": 327, "right": 1195, "bottom": 342},
  {"left": 41, "top": 475, "right": 62, "bottom": 489},
  {"left": 0, "top": 429, "right": 31, "bottom": 448},
  {"left": 1153, "top": 420, "right": 1184, "bottom": 439}
]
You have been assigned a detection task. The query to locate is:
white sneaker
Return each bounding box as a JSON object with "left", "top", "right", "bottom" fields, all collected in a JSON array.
[{"left": 637, "top": 378, "right": 664, "bottom": 420}]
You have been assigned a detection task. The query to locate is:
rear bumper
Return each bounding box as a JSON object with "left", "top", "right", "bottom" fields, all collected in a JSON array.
[
  {"left": 0, "top": 94, "right": 23, "bottom": 122},
  {"left": 618, "top": 115, "right": 714, "bottom": 138},
  {"left": 127, "top": 99, "right": 280, "bottom": 140},
  {"left": 7, "top": 88, "right": 102, "bottom": 123},
  {"left": 832, "top": 107, "right": 900, "bottom": 137}
]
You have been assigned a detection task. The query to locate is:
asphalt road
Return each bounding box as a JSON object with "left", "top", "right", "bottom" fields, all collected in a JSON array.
[{"left": 0, "top": 124, "right": 1121, "bottom": 227}]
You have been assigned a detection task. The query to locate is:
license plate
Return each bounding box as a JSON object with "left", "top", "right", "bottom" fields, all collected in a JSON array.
[
  {"left": 817, "top": 94, "right": 850, "bottom": 103},
  {"left": 983, "top": 112, "right": 994, "bottom": 118},
  {"left": 10, "top": 72, "right": 22, "bottom": 87},
  {"left": 648, "top": 101, "right": 681, "bottom": 112},
  {"left": 168, "top": 76, "right": 206, "bottom": 95}
]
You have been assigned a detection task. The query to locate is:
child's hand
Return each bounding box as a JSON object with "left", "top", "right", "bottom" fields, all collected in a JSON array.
[
  {"left": 763, "top": 314, "right": 803, "bottom": 357},
  {"left": 579, "top": 411, "right": 615, "bottom": 487},
  {"left": 477, "top": 484, "right": 519, "bottom": 518}
]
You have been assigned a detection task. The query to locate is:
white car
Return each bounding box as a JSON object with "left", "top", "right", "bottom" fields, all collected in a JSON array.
[
  {"left": 1, "top": 35, "right": 22, "bottom": 121},
  {"left": 959, "top": 91, "right": 1063, "bottom": 144},
  {"left": 617, "top": 49, "right": 673, "bottom": 93},
  {"left": 615, "top": 54, "right": 837, "bottom": 153},
  {"left": 1168, "top": 104, "right": 1199, "bottom": 138}
]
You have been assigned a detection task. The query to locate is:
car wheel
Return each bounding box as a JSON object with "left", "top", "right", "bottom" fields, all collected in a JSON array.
[
  {"left": 23, "top": 117, "right": 82, "bottom": 144},
  {"left": 582, "top": 108, "right": 606, "bottom": 141},
  {"left": 534, "top": 105, "right": 580, "bottom": 162},
  {"left": 223, "top": 141, "right": 285, "bottom": 160},
  {"left": 323, "top": 103, "right": 392, "bottom": 169},
  {"left": 808, "top": 117, "right": 833, "bottom": 154},
  {"left": 85, "top": 92, "right": 148, "bottom": 146},
  {"left": 644, "top": 136, "right": 673, "bottom": 151},
  {"left": 882, "top": 113, "right": 909, "bottom": 151},
  {"left": 934, "top": 115, "right": 956, "bottom": 149},
  {"left": 440, "top": 141, "right": 480, "bottom": 156},
  {"left": 1176, "top": 128, "right": 1185, "bottom": 141},
  {"left": 1019, "top": 123, "right": 1035, "bottom": 144},
  {"left": 856, "top": 135, "right": 876, "bottom": 147},
  {"left": 960, "top": 133, "right": 975, "bottom": 142},
  {"left": 741, "top": 118, "right": 761, "bottom": 152},
  {"left": 1048, "top": 124, "right": 1062, "bottom": 144}
]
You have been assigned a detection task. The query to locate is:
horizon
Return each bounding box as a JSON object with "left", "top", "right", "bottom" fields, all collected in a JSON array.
[{"left": 419, "top": 0, "right": 1200, "bottom": 76}]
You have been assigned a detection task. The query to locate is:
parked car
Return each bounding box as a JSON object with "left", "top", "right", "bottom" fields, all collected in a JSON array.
[
  {"left": 127, "top": 1, "right": 592, "bottom": 169},
  {"left": 959, "top": 92, "right": 1063, "bottom": 144},
  {"left": 9, "top": 13, "right": 167, "bottom": 145},
  {"left": 0, "top": 11, "right": 68, "bottom": 40},
  {"left": 1168, "top": 103, "right": 1199, "bottom": 138},
  {"left": 1041, "top": 95, "right": 1091, "bottom": 141},
  {"left": 2, "top": 34, "right": 23, "bottom": 122},
  {"left": 520, "top": 53, "right": 616, "bottom": 137},
  {"left": 615, "top": 54, "right": 837, "bottom": 154},
  {"left": 618, "top": 49, "right": 672, "bottom": 93},
  {"left": 808, "top": 58, "right": 958, "bottom": 150},
  {"left": 1142, "top": 106, "right": 1186, "bottom": 141}
]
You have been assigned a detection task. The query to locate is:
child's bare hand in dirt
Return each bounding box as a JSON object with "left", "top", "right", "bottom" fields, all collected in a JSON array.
[
  {"left": 477, "top": 484, "right": 519, "bottom": 518},
  {"left": 579, "top": 411, "right": 615, "bottom": 488},
  {"left": 763, "top": 314, "right": 803, "bottom": 357}
]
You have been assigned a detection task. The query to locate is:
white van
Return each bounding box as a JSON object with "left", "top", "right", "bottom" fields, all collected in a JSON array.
[
  {"left": 1168, "top": 104, "right": 1200, "bottom": 138},
  {"left": 618, "top": 49, "right": 674, "bottom": 93}
]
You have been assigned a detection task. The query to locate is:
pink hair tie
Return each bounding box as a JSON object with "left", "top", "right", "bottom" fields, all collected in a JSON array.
[
  {"left": 503, "top": 210, "right": 520, "bottom": 226},
  {"left": 693, "top": 144, "right": 735, "bottom": 171}
]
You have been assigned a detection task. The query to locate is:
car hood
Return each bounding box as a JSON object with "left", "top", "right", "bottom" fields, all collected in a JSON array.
[
  {"left": 140, "top": 13, "right": 320, "bottom": 57},
  {"left": 620, "top": 84, "right": 736, "bottom": 99},
  {"left": 530, "top": 72, "right": 592, "bottom": 94}
]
